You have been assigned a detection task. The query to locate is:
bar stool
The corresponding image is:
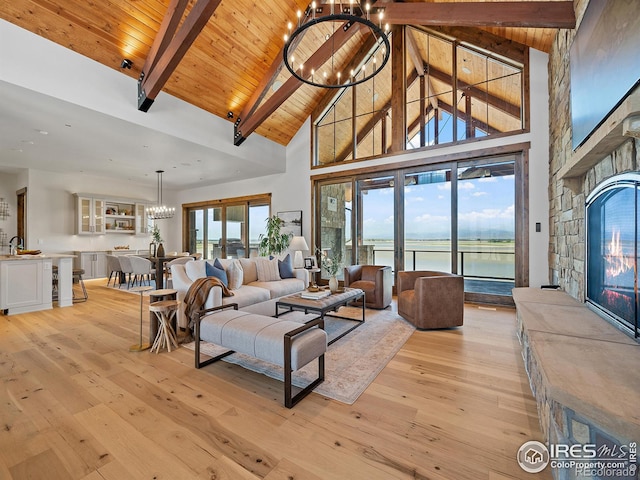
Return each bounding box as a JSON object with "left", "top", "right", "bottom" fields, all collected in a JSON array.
[
  {"left": 72, "top": 268, "right": 88, "bottom": 302},
  {"left": 52, "top": 265, "right": 59, "bottom": 301},
  {"left": 149, "top": 299, "right": 181, "bottom": 353}
]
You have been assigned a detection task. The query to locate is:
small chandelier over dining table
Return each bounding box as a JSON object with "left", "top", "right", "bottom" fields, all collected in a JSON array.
[
  {"left": 147, "top": 170, "right": 175, "bottom": 220},
  {"left": 283, "top": 0, "right": 391, "bottom": 89}
]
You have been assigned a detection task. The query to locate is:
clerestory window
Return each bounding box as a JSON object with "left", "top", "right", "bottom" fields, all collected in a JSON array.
[{"left": 314, "top": 27, "right": 525, "bottom": 166}]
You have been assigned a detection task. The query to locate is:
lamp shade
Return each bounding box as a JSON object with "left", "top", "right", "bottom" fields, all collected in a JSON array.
[
  {"left": 289, "top": 236, "right": 309, "bottom": 252},
  {"left": 289, "top": 236, "right": 309, "bottom": 269}
]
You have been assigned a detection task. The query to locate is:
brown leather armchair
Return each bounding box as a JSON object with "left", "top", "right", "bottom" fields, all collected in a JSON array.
[
  {"left": 397, "top": 271, "right": 464, "bottom": 329},
  {"left": 344, "top": 265, "right": 393, "bottom": 309}
]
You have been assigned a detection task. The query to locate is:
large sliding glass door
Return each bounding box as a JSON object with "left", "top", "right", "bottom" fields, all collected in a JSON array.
[
  {"left": 457, "top": 161, "right": 516, "bottom": 295},
  {"left": 403, "top": 168, "right": 452, "bottom": 273},
  {"left": 357, "top": 176, "right": 395, "bottom": 275},
  {"left": 314, "top": 153, "right": 523, "bottom": 302},
  {"left": 318, "top": 182, "right": 352, "bottom": 281},
  {"left": 184, "top": 195, "right": 270, "bottom": 259}
]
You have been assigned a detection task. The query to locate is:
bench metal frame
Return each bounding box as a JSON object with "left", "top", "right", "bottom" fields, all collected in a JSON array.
[{"left": 195, "top": 303, "right": 325, "bottom": 408}]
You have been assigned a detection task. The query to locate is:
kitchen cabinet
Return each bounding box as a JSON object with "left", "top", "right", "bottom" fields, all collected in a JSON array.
[
  {"left": 75, "top": 252, "right": 107, "bottom": 279},
  {"left": 76, "top": 196, "right": 105, "bottom": 235},
  {"left": 74, "top": 194, "right": 152, "bottom": 237},
  {"left": 105, "top": 201, "right": 138, "bottom": 233},
  {"left": 135, "top": 203, "right": 153, "bottom": 235},
  {"left": 0, "top": 257, "right": 52, "bottom": 315}
]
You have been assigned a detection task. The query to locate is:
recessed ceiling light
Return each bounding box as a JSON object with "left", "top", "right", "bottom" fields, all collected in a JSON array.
[
  {"left": 38, "top": 130, "right": 48, "bottom": 135},
  {"left": 462, "top": 66, "right": 471, "bottom": 74}
]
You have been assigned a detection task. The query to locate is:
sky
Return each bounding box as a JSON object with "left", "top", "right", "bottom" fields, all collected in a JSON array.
[{"left": 361, "top": 171, "right": 515, "bottom": 241}]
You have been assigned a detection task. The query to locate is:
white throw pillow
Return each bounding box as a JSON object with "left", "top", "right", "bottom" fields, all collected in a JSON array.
[
  {"left": 226, "top": 259, "right": 244, "bottom": 290},
  {"left": 255, "top": 257, "right": 281, "bottom": 282},
  {"left": 184, "top": 260, "right": 207, "bottom": 281}
]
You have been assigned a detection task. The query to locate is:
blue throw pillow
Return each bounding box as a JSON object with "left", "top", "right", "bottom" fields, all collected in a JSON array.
[
  {"left": 278, "top": 253, "right": 295, "bottom": 279},
  {"left": 206, "top": 261, "right": 228, "bottom": 286}
]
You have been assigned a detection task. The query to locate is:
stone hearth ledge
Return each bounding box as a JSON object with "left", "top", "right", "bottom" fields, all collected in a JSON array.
[{"left": 513, "top": 287, "right": 639, "bottom": 445}]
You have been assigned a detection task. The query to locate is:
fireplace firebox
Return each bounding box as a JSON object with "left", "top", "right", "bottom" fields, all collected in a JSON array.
[{"left": 586, "top": 173, "right": 639, "bottom": 339}]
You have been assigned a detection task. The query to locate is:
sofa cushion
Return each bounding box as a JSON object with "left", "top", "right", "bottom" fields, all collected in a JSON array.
[
  {"left": 206, "top": 261, "right": 228, "bottom": 286},
  {"left": 249, "top": 278, "right": 305, "bottom": 299},
  {"left": 221, "top": 285, "right": 270, "bottom": 307},
  {"left": 185, "top": 260, "right": 207, "bottom": 281},
  {"left": 239, "top": 258, "right": 258, "bottom": 284},
  {"left": 256, "top": 257, "right": 281, "bottom": 282}
]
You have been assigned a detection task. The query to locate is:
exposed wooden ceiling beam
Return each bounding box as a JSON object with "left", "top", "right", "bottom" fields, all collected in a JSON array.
[
  {"left": 140, "top": 0, "right": 189, "bottom": 82},
  {"left": 138, "top": 0, "right": 222, "bottom": 112},
  {"left": 234, "top": 21, "right": 362, "bottom": 146},
  {"left": 383, "top": 2, "right": 575, "bottom": 28}
]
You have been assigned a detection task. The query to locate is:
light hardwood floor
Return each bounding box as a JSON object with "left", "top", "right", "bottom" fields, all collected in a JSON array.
[{"left": 0, "top": 280, "right": 550, "bottom": 480}]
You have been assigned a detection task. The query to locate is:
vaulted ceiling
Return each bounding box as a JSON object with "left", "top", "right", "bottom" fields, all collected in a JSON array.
[{"left": 0, "top": 0, "right": 574, "bottom": 149}]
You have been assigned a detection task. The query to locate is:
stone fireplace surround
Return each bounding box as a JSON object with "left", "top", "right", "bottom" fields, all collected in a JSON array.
[
  {"left": 535, "top": 97, "right": 640, "bottom": 476},
  {"left": 520, "top": 1, "right": 640, "bottom": 473}
]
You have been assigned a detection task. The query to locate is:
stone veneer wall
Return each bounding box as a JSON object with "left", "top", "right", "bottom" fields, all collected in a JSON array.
[{"left": 548, "top": 0, "right": 640, "bottom": 301}]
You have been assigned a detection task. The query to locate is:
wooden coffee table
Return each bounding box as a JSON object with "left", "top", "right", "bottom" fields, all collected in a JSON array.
[{"left": 275, "top": 288, "right": 365, "bottom": 345}]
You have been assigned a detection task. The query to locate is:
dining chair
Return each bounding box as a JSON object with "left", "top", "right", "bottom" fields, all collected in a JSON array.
[
  {"left": 128, "top": 255, "right": 156, "bottom": 287},
  {"left": 117, "top": 255, "right": 134, "bottom": 288},
  {"left": 105, "top": 254, "right": 123, "bottom": 287}
]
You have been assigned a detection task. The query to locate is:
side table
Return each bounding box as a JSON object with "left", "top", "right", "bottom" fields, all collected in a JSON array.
[
  {"left": 129, "top": 285, "right": 154, "bottom": 352},
  {"left": 148, "top": 289, "right": 178, "bottom": 340}
]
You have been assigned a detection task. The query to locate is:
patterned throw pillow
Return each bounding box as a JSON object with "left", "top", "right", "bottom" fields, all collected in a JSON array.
[
  {"left": 226, "top": 259, "right": 244, "bottom": 290},
  {"left": 256, "top": 257, "right": 281, "bottom": 282}
]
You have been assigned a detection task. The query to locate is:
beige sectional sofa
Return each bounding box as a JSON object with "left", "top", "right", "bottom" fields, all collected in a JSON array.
[{"left": 171, "top": 256, "right": 309, "bottom": 328}]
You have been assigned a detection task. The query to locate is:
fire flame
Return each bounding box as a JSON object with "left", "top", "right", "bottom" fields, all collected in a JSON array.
[{"left": 604, "top": 229, "right": 633, "bottom": 278}]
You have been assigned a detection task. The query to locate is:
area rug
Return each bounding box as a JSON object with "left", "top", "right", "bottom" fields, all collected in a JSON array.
[{"left": 182, "top": 307, "right": 415, "bottom": 404}]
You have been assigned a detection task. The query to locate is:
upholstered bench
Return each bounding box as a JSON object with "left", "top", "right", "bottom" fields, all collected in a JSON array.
[{"left": 195, "top": 303, "right": 327, "bottom": 408}]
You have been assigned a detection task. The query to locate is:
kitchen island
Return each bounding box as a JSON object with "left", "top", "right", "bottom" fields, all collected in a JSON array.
[{"left": 0, "top": 254, "right": 75, "bottom": 315}]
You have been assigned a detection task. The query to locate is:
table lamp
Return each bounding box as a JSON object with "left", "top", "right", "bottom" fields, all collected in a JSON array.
[{"left": 289, "top": 236, "right": 309, "bottom": 268}]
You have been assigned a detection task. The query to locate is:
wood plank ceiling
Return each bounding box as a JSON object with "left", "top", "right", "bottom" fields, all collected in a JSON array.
[{"left": 0, "top": 0, "right": 574, "bottom": 147}]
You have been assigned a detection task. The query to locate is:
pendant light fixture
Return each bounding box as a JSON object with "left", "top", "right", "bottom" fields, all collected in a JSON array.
[
  {"left": 283, "top": 1, "right": 390, "bottom": 89},
  {"left": 146, "top": 170, "right": 175, "bottom": 219}
]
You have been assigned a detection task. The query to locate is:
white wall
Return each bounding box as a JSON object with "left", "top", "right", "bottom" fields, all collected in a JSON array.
[{"left": 527, "top": 49, "right": 551, "bottom": 287}]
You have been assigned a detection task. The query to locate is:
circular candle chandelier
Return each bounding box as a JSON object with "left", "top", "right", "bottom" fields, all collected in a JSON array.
[{"left": 283, "top": 1, "right": 390, "bottom": 89}]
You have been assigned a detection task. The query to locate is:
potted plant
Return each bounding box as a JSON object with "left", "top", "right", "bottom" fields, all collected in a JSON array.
[
  {"left": 258, "top": 215, "right": 291, "bottom": 256},
  {"left": 151, "top": 224, "right": 164, "bottom": 257},
  {"left": 318, "top": 246, "right": 342, "bottom": 293}
]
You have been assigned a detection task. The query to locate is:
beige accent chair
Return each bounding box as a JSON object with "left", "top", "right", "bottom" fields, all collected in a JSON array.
[
  {"left": 343, "top": 265, "right": 393, "bottom": 309},
  {"left": 397, "top": 271, "right": 464, "bottom": 329}
]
